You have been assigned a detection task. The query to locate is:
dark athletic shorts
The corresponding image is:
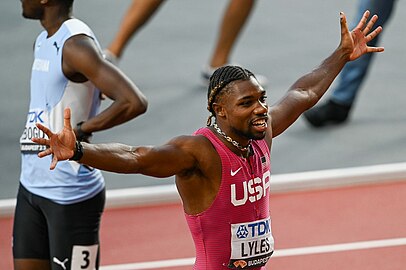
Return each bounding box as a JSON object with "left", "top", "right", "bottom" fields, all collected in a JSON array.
[{"left": 13, "top": 184, "right": 105, "bottom": 270}]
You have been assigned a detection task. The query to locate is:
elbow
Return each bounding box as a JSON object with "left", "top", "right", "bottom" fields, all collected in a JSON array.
[
  {"left": 128, "top": 94, "right": 148, "bottom": 118},
  {"left": 135, "top": 95, "right": 148, "bottom": 115}
]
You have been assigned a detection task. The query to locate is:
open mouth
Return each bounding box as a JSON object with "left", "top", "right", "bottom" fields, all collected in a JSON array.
[{"left": 252, "top": 118, "right": 268, "bottom": 131}]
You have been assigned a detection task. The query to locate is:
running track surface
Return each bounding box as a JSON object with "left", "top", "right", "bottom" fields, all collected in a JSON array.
[{"left": 1, "top": 180, "right": 406, "bottom": 269}]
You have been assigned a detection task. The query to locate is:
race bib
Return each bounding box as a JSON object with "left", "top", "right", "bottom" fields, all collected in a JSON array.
[
  {"left": 228, "top": 217, "right": 274, "bottom": 269},
  {"left": 20, "top": 108, "right": 48, "bottom": 153},
  {"left": 71, "top": 245, "right": 98, "bottom": 270}
]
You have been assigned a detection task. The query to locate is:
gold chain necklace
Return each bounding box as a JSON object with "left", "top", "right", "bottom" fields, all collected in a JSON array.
[{"left": 213, "top": 123, "right": 251, "bottom": 152}]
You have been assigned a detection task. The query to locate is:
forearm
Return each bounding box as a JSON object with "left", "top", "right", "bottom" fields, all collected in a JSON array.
[
  {"left": 80, "top": 81, "right": 147, "bottom": 134},
  {"left": 289, "top": 47, "right": 349, "bottom": 108},
  {"left": 84, "top": 97, "right": 146, "bottom": 133},
  {"left": 99, "top": 72, "right": 148, "bottom": 124},
  {"left": 79, "top": 142, "right": 140, "bottom": 174},
  {"left": 78, "top": 140, "right": 196, "bottom": 178},
  {"left": 268, "top": 47, "right": 351, "bottom": 137}
]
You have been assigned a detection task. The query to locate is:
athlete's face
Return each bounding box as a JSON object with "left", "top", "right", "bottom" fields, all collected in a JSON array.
[
  {"left": 215, "top": 77, "right": 269, "bottom": 142},
  {"left": 21, "top": 0, "right": 44, "bottom": 20}
]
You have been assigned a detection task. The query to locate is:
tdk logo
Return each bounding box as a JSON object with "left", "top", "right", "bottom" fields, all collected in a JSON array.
[
  {"left": 28, "top": 110, "right": 45, "bottom": 123},
  {"left": 236, "top": 220, "right": 271, "bottom": 239},
  {"left": 236, "top": 225, "right": 249, "bottom": 239},
  {"left": 248, "top": 220, "right": 271, "bottom": 238}
]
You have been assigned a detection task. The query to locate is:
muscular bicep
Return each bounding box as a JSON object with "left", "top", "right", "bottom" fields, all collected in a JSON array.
[
  {"left": 62, "top": 35, "right": 136, "bottom": 100},
  {"left": 135, "top": 136, "right": 199, "bottom": 178}
]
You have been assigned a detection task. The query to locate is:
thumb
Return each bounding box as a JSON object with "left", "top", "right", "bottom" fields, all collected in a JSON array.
[
  {"left": 340, "top": 12, "right": 349, "bottom": 35},
  {"left": 64, "top": 107, "right": 73, "bottom": 131}
]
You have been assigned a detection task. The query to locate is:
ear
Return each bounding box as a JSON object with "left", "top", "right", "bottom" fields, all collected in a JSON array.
[{"left": 212, "top": 102, "right": 226, "bottom": 118}]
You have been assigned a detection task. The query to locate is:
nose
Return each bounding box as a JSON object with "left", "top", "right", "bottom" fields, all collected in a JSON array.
[{"left": 254, "top": 100, "right": 268, "bottom": 114}]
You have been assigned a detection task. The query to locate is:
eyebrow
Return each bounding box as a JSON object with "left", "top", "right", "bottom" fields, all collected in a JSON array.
[{"left": 238, "top": 90, "right": 267, "bottom": 101}]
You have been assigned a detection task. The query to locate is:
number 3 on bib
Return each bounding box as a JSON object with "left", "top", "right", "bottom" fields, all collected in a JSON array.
[{"left": 71, "top": 245, "right": 98, "bottom": 270}]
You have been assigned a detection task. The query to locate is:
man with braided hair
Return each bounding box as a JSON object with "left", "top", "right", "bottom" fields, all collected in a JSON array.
[{"left": 33, "top": 10, "right": 383, "bottom": 269}]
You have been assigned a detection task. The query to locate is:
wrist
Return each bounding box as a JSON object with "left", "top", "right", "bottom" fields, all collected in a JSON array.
[
  {"left": 76, "top": 121, "right": 92, "bottom": 142},
  {"left": 69, "top": 141, "right": 84, "bottom": 161}
]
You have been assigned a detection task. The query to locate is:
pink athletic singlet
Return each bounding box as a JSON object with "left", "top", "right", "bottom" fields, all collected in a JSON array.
[{"left": 185, "top": 127, "right": 274, "bottom": 270}]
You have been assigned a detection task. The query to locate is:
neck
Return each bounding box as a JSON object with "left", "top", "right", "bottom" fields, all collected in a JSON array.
[
  {"left": 41, "top": 7, "right": 71, "bottom": 36},
  {"left": 212, "top": 123, "right": 252, "bottom": 157}
]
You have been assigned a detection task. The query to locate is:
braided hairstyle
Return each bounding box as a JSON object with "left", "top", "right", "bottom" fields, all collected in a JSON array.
[{"left": 206, "top": 65, "right": 256, "bottom": 126}]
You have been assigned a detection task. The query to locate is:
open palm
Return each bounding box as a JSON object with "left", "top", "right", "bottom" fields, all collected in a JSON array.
[
  {"left": 32, "top": 108, "right": 77, "bottom": 169},
  {"left": 340, "top": 10, "right": 384, "bottom": 61}
]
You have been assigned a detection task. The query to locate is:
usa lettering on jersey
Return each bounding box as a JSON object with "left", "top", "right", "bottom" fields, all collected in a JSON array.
[{"left": 231, "top": 170, "right": 271, "bottom": 206}]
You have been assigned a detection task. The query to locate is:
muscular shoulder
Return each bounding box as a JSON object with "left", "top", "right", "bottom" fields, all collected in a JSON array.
[
  {"left": 62, "top": 34, "right": 102, "bottom": 81},
  {"left": 168, "top": 134, "right": 219, "bottom": 175},
  {"left": 169, "top": 134, "right": 216, "bottom": 158},
  {"left": 172, "top": 134, "right": 221, "bottom": 214}
]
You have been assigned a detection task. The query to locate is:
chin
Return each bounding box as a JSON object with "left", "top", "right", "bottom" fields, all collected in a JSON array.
[
  {"left": 22, "top": 13, "right": 35, "bottom": 19},
  {"left": 251, "top": 132, "right": 266, "bottom": 141}
]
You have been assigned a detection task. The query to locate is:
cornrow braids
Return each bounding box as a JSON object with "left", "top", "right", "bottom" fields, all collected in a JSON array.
[{"left": 206, "top": 65, "right": 256, "bottom": 126}]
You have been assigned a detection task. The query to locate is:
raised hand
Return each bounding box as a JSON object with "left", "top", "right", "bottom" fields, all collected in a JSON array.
[
  {"left": 339, "top": 10, "right": 384, "bottom": 61},
  {"left": 32, "top": 108, "right": 77, "bottom": 170}
]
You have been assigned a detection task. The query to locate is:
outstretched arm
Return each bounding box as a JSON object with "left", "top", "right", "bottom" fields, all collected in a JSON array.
[
  {"left": 32, "top": 108, "right": 197, "bottom": 177},
  {"left": 268, "top": 11, "right": 383, "bottom": 138}
]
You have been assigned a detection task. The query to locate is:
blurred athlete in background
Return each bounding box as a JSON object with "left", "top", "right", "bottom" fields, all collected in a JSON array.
[{"left": 14, "top": 0, "right": 147, "bottom": 269}]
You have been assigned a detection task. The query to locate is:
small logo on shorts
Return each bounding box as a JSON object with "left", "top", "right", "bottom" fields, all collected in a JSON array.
[{"left": 53, "top": 257, "right": 69, "bottom": 270}]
